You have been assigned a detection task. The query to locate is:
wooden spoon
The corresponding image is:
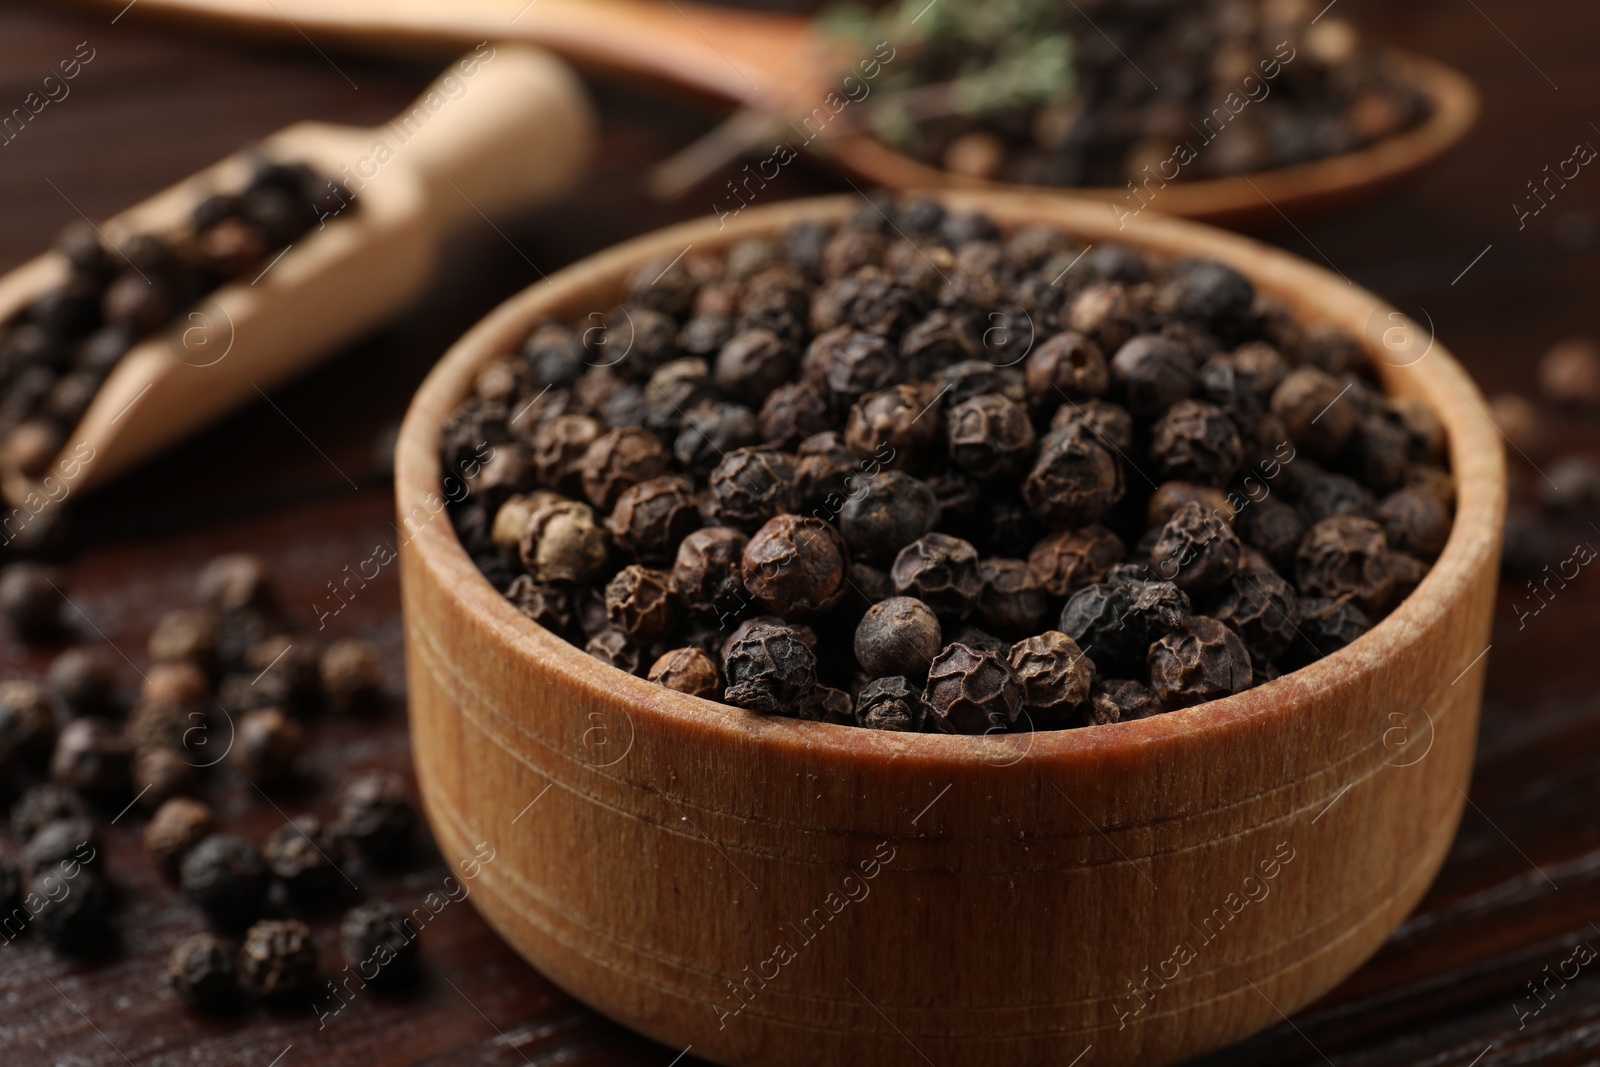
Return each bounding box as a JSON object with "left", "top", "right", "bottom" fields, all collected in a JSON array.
[
  {"left": 89, "top": 0, "right": 1478, "bottom": 229},
  {"left": 0, "top": 44, "right": 595, "bottom": 508}
]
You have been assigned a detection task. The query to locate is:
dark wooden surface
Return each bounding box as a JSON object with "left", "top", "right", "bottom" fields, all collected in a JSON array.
[{"left": 1, "top": 1, "right": 1598, "bottom": 1064}]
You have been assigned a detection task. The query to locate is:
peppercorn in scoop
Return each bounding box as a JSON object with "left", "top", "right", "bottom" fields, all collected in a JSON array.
[{"left": 444, "top": 194, "right": 1452, "bottom": 735}]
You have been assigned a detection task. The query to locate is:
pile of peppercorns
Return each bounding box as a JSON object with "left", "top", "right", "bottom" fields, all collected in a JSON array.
[
  {"left": 0, "top": 553, "right": 424, "bottom": 1012},
  {"left": 442, "top": 195, "right": 1452, "bottom": 735},
  {"left": 0, "top": 158, "right": 353, "bottom": 485},
  {"left": 824, "top": 0, "right": 1431, "bottom": 188}
]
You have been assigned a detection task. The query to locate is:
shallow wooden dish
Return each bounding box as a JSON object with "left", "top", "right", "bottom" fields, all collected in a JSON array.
[
  {"left": 90, "top": 0, "right": 1478, "bottom": 229},
  {"left": 395, "top": 192, "right": 1505, "bottom": 1067}
]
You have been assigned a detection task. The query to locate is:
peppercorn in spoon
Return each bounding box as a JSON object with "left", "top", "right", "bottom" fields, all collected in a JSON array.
[{"left": 0, "top": 44, "right": 594, "bottom": 510}]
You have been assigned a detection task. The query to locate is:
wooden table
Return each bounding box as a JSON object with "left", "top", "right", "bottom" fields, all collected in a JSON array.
[{"left": 1, "top": 1, "right": 1597, "bottom": 1063}]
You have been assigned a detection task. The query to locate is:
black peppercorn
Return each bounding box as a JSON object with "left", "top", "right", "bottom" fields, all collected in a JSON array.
[
  {"left": 854, "top": 597, "right": 942, "bottom": 679},
  {"left": 148, "top": 608, "right": 223, "bottom": 669},
  {"left": 0, "top": 680, "right": 59, "bottom": 766},
  {"left": 741, "top": 514, "right": 850, "bottom": 618},
  {"left": 22, "top": 817, "right": 98, "bottom": 874},
  {"left": 1009, "top": 631, "right": 1095, "bottom": 726},
  {"left": 340, "top": 899, "right": 420, "bottom": 986},
  {"left": 1235, "top": 497, "right": 1306, "bottom": 574},
  {"left": 33, "top": 865, "right": 110, "bottom": 951},
  {"left": 0, "top": 562, "right": 63, "bottom": 640},
  {"left": 238, "top": 919, "right": 319, "bottom": 998},
  {"left": 1085, "top": 679, "right": 1163, "bottom": 725},
  {"left": 520, "top": 499, "right": 611, "bottom": 584},
  {"left": 675, "top": 400, "right": 760, "bottom": 480},
  {"left": 1296, "top": 515, "right": 1395, "bottom": 614},
  {"left": 1375, "top": 488, "right": 1451, "bottom": 559},
  {"left": 716, "top": 328, "right": 796, "bottom": 406},
  {"left": 801, "top": 326, "right": 900, "bottom": 406},
  {"left": 643, "top": 358, "right": 716, "bottom": 435},
  {"left": 845, "top": 384, "right": 940, "bottom": 470},
  {"left": 1110, "top": 334, "right": 1194, "bottom": 417},
  {"left": 1158, "top": 260, "right": 1255, "bottom": 340},
  {"left": 976, "top": 558, "right": 1048, "bottom": 635},
  {"left": 181, "top": 834, "right": 270, "bottom": 928},
  {"left": 1293, "top": 595, "right": 1373, "bottom": 662},
  {"left": 647, "top": 647, "right": 722, "bottom": 699},
  {"left": 1149, "top": 501, "right": 1243, "bottom": 593},
  {"left": 1215, "top": 567, "right": 1301, "bottom": 664},
  {"left": 1069, "top": 283, "right": 1145, "bottom": 353},
  {"left": 531, "top": 414, "right": 604, "bottom": 495},
  {"left": 1027, "top": 526, "right": 1125, "bottom": 598},
  {"left": 232, "top": 708, "right": 304, "bottom": 784},
  {"left": 1022, "top": 426, "right": 1125, "bottom": 528},
  {"left": 1272, "top": 366, "right": 1355, "bottom": 460},
  {"left": 1150, "top": 400, "right": 1243, "bottom": 487},
  {"left": 195, "top": 552, "right": 276, "bottom": 615},
  {"left": 134, "top": 746, "right": 196, "bottom": 808},
  {"left": 505, "top": 575, "right": 576, "bottom": 636},
  {"left": 701, "top": 447, "right": 799, "bottom": 531},
  {"left": 522, "top": 321, "right": 588, "bottom": 389},
  {"left": 580, "top": 428, "right": 671, "bottom": 511},
  {"left": 1149, "top": 616, "right": 1253, "bottom": 708},
  {"left": 946, "top": 393, "right": 1037, "bottom": 480},
  {"left": 1060, "top": 573, "right": 1191, "bottom": 675},
  {"left": 891, "top": 533, "right": 982, "bottom": 619},
  {"left": 922, "top": 643, "right": 1025, "bottom": 735},
  {"left": 855, "top": 675, "right": 925, "bottom": 732},
  {"left": 334, "top": 770, "right": 414, "bottom": 861},
  {"left": 1025, "top": 332, "right": 1108, "bottom": 402},
  {"left": 1050, "top": 398, "right": 1136, "bottom": 453},
  {"left": 837, "top": 470, "right": 940, "bottom": 564},
  {"left": 722, "top": 620, "right": 818, "bottom": 714},
  {"left": 586, "top": 628, "right": 643, "bottom": 674},
  {"left": 145, "top": 797, "right": 215, "bottom": 868},
  {"left": 610, "top": 475, "right": 701, "bottom": 565},
  {"left": 263, "top": 815, "right": 343, "bottom": 898},
  {"left": 1298, "top": 471, "right": 1376, "bottom": 523},
  {"left": 758, "top": 381, "right": 833, "bottom": 448},
  {"left": 10, "top": 783, "right": 85, "bottom": 839},
  {"left": 47, "top": 647, "right": 120, "bottom": 718},
  {"left": 672, "top": 526, "right": 750, "bottom": 619},
  {"left": 51, "top": 717, "right": 129, "bottom": 796},
  {"left": 605, "top": 565, "right": 680, "bottom": 640},
  {"left": 170, "top": 932, "right": 238, "bottom": 1011}
]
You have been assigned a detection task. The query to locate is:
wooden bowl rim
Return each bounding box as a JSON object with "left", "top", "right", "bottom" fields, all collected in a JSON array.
[
  {"left": 396, "top": 191, "right": 1505, "bottom": 768},
  {"left": 823, "top": 51, "right": 1479, "bottom": 224}
]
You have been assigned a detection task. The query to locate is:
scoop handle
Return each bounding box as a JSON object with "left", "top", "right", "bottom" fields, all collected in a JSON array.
[{"left": 381, "top": 43, "right": 597, "bottom": 226}]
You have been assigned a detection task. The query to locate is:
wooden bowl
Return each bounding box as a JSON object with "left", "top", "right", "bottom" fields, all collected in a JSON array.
[
  {"left": 825, "top": 52, "right": 1480, "bottom": 230},
  {"left": 395, "top": 192, "right": 1505, "bottom": 1067}
]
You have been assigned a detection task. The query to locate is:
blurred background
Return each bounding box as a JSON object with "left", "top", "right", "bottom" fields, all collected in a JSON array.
[{"left": 2, "top": 0, "right": 1598, "bottom": 1064}]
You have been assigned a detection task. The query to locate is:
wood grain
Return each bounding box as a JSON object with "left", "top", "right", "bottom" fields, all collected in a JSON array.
[
  {"left": 394, "top": 192, "right": 1505, "bottom": 1067},
  {"left": 1, "top": 1, "right": 1598, "bottom": 1065}
]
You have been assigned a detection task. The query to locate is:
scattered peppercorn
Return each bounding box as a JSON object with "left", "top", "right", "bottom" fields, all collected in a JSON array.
[
  {"left": 320, "top": 639, "right": 383, "bottom": 714},
  {"left": 238, "top": 919, "right": 318, "bottom": 999},
  {"left": 170, "top": 932, "right": 238, "bottom": 1011},
  {"left": 181, "top": 834, "right": 270, "bottom": 928},
  {"left": 0, "top": 680, "right": 60, "bottom": 766},
  {"left": 263, "top": 815, "right": 343, "bottom": 898},
  {"left": 0, "top": 562, "right": 63, "bottom": 640},
  {"left": 334, "top": 770, "right": 414, "bottom": 861},
  {"left": 50, "top": 718, "right": 130, "bottom": 796},
  {"left": 145, "top": 797, "right": 215, "bottom": 868},
  {"left": 232, "top": 708, "right": 305, "bottom": 783},
  {"left": 339, "top": 899, "right": 420, "bottom": 986}
]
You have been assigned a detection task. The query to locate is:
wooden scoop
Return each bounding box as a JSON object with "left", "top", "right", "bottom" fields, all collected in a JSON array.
[
  {"left": 0, "top": 44, "right": 595, "bottom": 507},
  {"left": 92, "top": 0, "right": 1478, "bottom": 229}
]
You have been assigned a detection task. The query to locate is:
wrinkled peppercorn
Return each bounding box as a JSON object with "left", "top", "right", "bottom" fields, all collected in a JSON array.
[
  {"left": 675, "top": 400, "right": 760, "bottom": 480},
  {"left": 1111, "top": 335, "right": 1194, "bottom": 417},
  {"left": 1149, "top": 616, "right": 1253, "bottom": 708},
  {"left": 1296, "top": 515, "right": 1394, "bottom": 614},
  {"left": 1027, "top": 525, "right": 1125, "bottom": 597},
  {"left": 741, "top": 514, "right": 850, "bottom": 618},
  {"left": 0, "top": 680, "right": 59, "bottom": 766},
  {"left": 716, "top": 328, "right": 796, "bottom": 406},
  {"left": 1272, "top": 366, "right": 1355, "bottom": 460},
  {"left": 145, "top": 797, "right": 215, "bottom": 868},
  {"left": 505, "top": 575, "right": 575, "bottom": 636},
  {"left": 232, "top": 708, "right": 304, "bottom": 783},
  {"left": 837, "top": 470, "right": 941, "bottom": 564},
  {"left": 334, "top": 770, "right": 414, "bottom": 861},
  {"left": 605, "top": 565, "right": 680, "bottom": 640},
  {"left": 802, "top": 326, "right": 900, "bottom": 405},
  {"left": 0, "top": 562, "right": 63, "bottom": 640},
  {"left": 580, "top": 428, "right": 670, "bottom": 510},
  {"left": 891, "top": 533, "right": 982, "bottom": 619},
  {"left": 701, "top": 448, "right": 799, "bottom": 531},
  {"left": 976, "top": 558, "right": 1047, "bottom": 635},
  {"left": 758, "top": 381, "right": 832, "bottom": 448},
  {"left": 238, "top": 919, "right": 318, "bottom": 998},
  {"left": 854, "top": 597, "right": 942, "bottom": 679},
  {"left": 1299, "top": 471, "right": 1375, "bottom": 523},
  {"left": 855, "top": 675, "right": 925, "bottom": 731},
  {"left": 51, "top": 717, "right": 130, "bottom": 796},
  {"left": 610, "top": 475, "right": 701, "bottom": 565},
  {"left": 1085, "top": 679, "right": 1163, "bottom": 725},
  {"left": 648, "top": 647, "right": 723, "bottom": 699},
  {"left": 845, "top": 384, "right": 940, "bottom": 469},
  {"left": 672, "top": 527, "right": 750, "bottom": 618},
  {"left": 922, "top": 643, "right": 1024, "bottom": 735},
  {"left": 182, "top": 834, "right": 270, "bottom": 928},
  {"left": 170, "top": 932, "right": 238, "bottom": 1010},
  {"left": 520, "top": 499, "right": 611, "bottom": 585},
  {"left": 1022, "top": 427, "right": 1124, "bottom": 528},
  {"left": 1060, "top": 572, "right": 1191, "bottom": 674},
  {"left": 1215, "top": 566, "right": 1301, "bottom": 664},
  {"left": 586, "top": 628, "right": 643, "bottom": 674},
  {"left": 1294, "top": 595, "right": 1373, "bottom": 661},
  {"left": 722, "top": 620, "right": 818, "bottom": 714},
  {"left": 1375, "top": 487, "right": 1451, "bottom": 558},
  {"left": 339, "top": 899, "right": 419, "bottom": 985},
  {"left": 1026, "top": 332, "right": 1109, "bottom": 401},
  {"left": 1236, "top": 497, "right": 1306, "bottom": 574},
  {"left": 1009, "top": 631, "right": 1095, "bottom": 726},
  {"left": 264, "top": 815, "right": 342, "bottom": 898},
  {"left": 1149, "top": 501, "right": 1242, "bottom": 593},
  {"left": 1150, "top": 400, "right": 1243, "bottom": 486},
  {"left": 531, "top": 414, "right": 604, "bottom": 495},
  {"left": 947, "top": 393, "right": 1036, "bottom": 480}
]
